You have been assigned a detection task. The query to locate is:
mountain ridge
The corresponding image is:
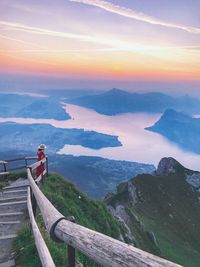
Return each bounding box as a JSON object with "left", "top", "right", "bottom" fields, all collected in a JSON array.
[
  {"left": 66, "top": 89, "right": 200, "bottom": 115},
  {"left": 106, "top": 157, "right": 200, "bottom": 266}
]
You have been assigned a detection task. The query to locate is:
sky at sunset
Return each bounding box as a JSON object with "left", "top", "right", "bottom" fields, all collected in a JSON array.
[{"left": 0, "top": 0, "right": 200, "bottom": 93}]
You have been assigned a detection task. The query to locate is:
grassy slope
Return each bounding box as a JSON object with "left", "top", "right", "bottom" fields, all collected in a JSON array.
[
  {"left": 14, "top": 173, "right": 122, "bottom": 267},
  {"left": 107, "top": 172, "right": 200, "bottom": 267}
]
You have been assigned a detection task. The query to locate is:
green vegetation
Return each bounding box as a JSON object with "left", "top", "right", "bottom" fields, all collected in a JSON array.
[
  {"left": 107, "top": 171, "right": 200, "bottom": 267},
  {"left": 15, "top": 173, "right": 122, "bottom": 267}
]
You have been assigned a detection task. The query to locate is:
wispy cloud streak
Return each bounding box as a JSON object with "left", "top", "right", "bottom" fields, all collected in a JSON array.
[
  {"left": 0, "top": 33, "right": 45, "bottom": 48},
  {"left": 0, "top": 21, "right": 199, "bottom": 58},
  {"left": 0, "top": 46, "right": 199, "bottom": 57},
  {"left": 0, "top": 20, "right": 128, "bottom": 47},
  {"left": 69, "top": 0, "right": 200, "bottom": 34}
]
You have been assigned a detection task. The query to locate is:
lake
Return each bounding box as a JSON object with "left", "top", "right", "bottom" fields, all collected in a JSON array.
[{"left": 0, "top": 104, "right": 200, "bottom": 171}]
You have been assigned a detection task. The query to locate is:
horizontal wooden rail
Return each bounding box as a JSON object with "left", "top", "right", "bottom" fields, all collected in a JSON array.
[
  {"left": 27, "top": 167, "right": 183, "bottom": 267},
  {"left": 8, "top": 165, "right": 27, "bottom": 172},
  {"left": 0, "top": 156, "right": 38, "bottom": 176},
  {"left": 35, "top": 169, "right": 47, "bottom": 184},
  {"left": 2, "top": 157, "right": 37, "bottom": 163},
  {"left": 29, "top": 158, "right": 46, "bottom": 171},
  {"left": 0, "top": 172, "right": 9, "bottom": 176},
  {"left": 27, "top": 187, "right": 56, "bottom": 267},
  {"left": 27, "top": 168, "right": 63, "bottom": 232}
]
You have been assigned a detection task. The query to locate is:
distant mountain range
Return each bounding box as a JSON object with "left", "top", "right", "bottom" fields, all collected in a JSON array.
[
  {"left": 146, "top": 109, "right": 200, "bottom": 154},
  {"left": 0, "top": 93, "right": 70, "bottom": 120},
  {"left": 0, "top": 122, "right": 121, "bottom": 153},
  {"left": 66, "top": 88, "right": 200, "bottom": 115},
  {"left": 106, "top": 157, "right": 200, "bottom": 266}
]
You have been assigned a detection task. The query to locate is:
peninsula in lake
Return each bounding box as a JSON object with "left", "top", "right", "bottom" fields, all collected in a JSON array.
[
  {"left": 146, "top": 109, "right": 200, "bottom": 154},
  {"left": 0, "top": 122, "right": 121, "bottom": 153},
  {"left": 66, "top": 89, "right": 200, "bottom": 115}
]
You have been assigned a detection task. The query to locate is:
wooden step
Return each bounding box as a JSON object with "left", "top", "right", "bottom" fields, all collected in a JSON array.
[
  {"left": 0, "top": 196, "right": 27, "bottom": 203},
  {"left": 0, "top": 221, "right": 22, "bottom": 236},
  {"left": 3, "top": 185, "right": 28, "bottom": 192},
  {"left": 0, "top": 212, "right": 24, "bottom": 222},
  {"left": 0, "top": 235, "right": 16, "bottom": 263},
  {"left": 1, "top": 190, "right": 27, "bottom": 198},
  {"left": 0, "top": 259, "right": 15, "bottom": 267},
  {"left": 0, "top": 201, "right": 27, "bottom": 213}
]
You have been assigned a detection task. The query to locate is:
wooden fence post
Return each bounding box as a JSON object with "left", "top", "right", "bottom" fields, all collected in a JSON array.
[
  {"left": 41, "top": 161, "right": 44, "bottom": 185},
  {"left": 67, "top": 216, "right": 76, "bottom": 267},
  {"left": 31, "top": 188, "right": 37, "bottom": 217},
  {"left": 46, "top": 156, "right": 49, "bottom": 176},
  {"left": 3, "top": 163, "right": 7, "bottom": 173},
  {"left": 28, "top": 167, "right": 37, "bottom": 216},
  {"left": 25, "top": 158, "right": 28, "bottom": 167}
]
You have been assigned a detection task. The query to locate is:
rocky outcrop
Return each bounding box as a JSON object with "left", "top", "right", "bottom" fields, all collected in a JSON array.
[
  {"left": 156, "top": 157, "right": 182, "bottom": 176},
  {"left": 108, "top": 205, "right": 136, "bottom": 244},
  {"left": 127, "top": 181, "right": 137, "bottom": 205},
  {"left": 186, "top": 173, "right": 200, "bottom": 188}
]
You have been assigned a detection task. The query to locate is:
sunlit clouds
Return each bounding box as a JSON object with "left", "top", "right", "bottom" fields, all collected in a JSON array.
[{"left": 0, "top": 0, "right": 199, "bottom": 84}]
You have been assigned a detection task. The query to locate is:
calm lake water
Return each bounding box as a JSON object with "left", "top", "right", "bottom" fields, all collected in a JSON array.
[{"left": 1, "top": 104, "right": 200, "bottom": 171}]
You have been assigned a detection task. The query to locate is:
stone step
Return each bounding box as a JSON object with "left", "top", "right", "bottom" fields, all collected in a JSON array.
[
  {"left": 0, "top": 212, "right": 24, "bottom": 222},
  {"left": 0, "top": 235, "right": 16, "bottom": 263},
  {"left": 7, "top": 179, "right": 29, "bottom": 188},
  {"left": 0, "top": 201, "right": 27, "bottom": 213},
  {"left": 0, "top": 196, "right": 27, "bottom": 203},
  {"left": 0, "top": 259, "right": 15, "bottom": 267},
  {"left": 1, "top": 190, "right": 27, "bottom": 198},
  {"left": 0, "top": 221, "right": 22, "bottom": 236},
  {"left": 3, "top": 185, "right": 28, "bottom": 192}
]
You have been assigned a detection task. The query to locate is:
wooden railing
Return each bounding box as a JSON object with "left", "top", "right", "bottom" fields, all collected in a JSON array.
[
  {"left": 0, "top": 157, "right": 37, "bottom": 176},
  {"left": 27, "top": 186, "right": 56, "bottom": 267},
  {"left": 26, "top": 158, "right": 183, "bottom": 267}
]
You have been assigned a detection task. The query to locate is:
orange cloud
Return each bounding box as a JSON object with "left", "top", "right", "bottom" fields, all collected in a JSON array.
[{"left": 1, "top": 51, "right": 199, "bottom": 82}]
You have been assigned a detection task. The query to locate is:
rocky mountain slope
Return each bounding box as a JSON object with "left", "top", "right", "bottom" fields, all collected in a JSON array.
[{"left": 106, "top": 157, "right": 200, "bottom": 267}]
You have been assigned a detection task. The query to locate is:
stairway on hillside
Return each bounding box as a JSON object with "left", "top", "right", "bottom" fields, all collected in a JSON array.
[{"left": 0, "top": 178, "right": 29, "bottom": 267}]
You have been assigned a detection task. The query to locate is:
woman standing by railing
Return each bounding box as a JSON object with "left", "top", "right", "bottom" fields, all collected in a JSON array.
[{"left": 36, "top": 144, "right": 46, "bottom": 178}]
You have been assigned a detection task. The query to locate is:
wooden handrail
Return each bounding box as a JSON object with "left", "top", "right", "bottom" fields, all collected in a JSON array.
[
  {"left": 27, "top": 187, "right": 56, "bottom": 267},
  {"left": 0, "top": 172, "right": 9, "bottom": 176},
  {"left": 29, "top": 158, "right": 46, "bottom": 171},
  {"left": 2, "top": 157, "right": 37, "bottom": 163},
  {"left": 27, "top": 166, "right": 183, "bottom": 267},
  {"left": 27, "top": 168, "right": 64, "bottom": 233},
  {"left": 0, "top": 156, "right": 37, "bottom": 175},
  {"left": 0, "top": 161, "right": 8, "bottom": 164}
]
